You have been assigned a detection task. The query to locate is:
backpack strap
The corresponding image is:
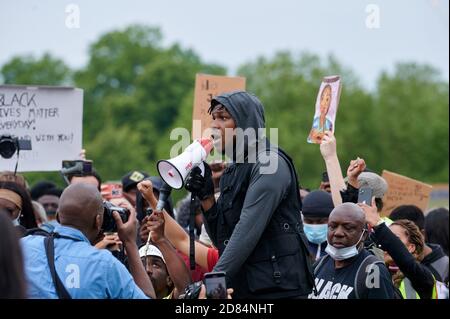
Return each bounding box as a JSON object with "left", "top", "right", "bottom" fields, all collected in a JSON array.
[
  {"left": 25, "top": 227, "right": 51, "bottom": 237},
  {"left": 313, "top": 254, "right": 330, "bottom": 276},
  {"left": 44, "top": 233, "right": 72, "bottom": 299},
  {"left": 354, "top": 254, "right": 385, "bottom": 299}
]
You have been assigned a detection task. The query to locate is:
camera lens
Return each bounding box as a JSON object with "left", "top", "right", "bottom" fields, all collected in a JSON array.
[{"left": 0, "top": 136, "right": 18, "bottom": 159}]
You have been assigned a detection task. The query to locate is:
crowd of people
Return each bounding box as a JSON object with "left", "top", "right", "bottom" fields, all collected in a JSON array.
[{"left": 0, "top": 90, "right": 448, "bottom": 300}]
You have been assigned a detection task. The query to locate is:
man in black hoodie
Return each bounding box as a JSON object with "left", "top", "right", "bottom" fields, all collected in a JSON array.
[{"left": 185, "top": 91, "right": 314, "bottom": 298}]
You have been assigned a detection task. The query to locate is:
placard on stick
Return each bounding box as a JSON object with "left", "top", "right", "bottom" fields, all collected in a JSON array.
[
  {"left": 381, "top": 170, "right": 433, "bottom": 216},
  {"left": 0, "top": 85, "right": 83, "bottom": 172},
  {"left": 192, "top": 74, "right": 246, "bottom": 140}
]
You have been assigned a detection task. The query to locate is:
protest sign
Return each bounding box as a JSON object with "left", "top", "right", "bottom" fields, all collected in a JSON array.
[
  {"left": 192, "top": 74, "right": 246, "bottom": 140},
  {"left": 0, "top": 85, "right": 83, "bottom": 172},
  {"left": 307, "top": 75, "right": 342, "bottom": 144},
  {"left": 381, "top": 170, "right": 433, "bottom": 216}
]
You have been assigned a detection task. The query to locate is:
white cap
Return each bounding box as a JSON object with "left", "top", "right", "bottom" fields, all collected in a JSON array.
[{"left": 139, "top": 244, "right": 166, "bottom": 264}]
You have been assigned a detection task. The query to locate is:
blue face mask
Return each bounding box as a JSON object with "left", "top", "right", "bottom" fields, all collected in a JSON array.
[{"left": 303, "top": 223, "right": 328, "bottom": 245}]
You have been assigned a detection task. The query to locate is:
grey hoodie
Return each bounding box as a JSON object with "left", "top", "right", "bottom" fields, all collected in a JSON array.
[
  {"left": 206, "top": 91, "right": 310, "bottom": 298},
  {"left": 210, "top": 90, "right": 267, "bottom": 162}
]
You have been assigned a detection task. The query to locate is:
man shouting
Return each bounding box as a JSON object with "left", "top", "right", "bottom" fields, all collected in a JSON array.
[{"left": 186, "top": 91, "right": 314, "bottom": 298}]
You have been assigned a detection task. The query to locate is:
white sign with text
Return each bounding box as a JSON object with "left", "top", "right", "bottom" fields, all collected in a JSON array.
[{"left": 0, "top": 85, "right": 83, "bottom": 172}]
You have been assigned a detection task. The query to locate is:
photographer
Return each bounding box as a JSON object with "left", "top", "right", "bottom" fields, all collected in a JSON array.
[{"left": 20, "top": 183, "right": 155, "bottom": 299}]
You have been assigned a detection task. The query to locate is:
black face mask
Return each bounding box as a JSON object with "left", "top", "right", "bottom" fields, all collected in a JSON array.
[{"left": 46, "top": 210, "right": 57, "bottom": 217}]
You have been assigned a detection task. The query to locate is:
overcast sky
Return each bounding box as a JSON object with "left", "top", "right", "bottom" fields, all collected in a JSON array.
[{"left": 1, "top": 0, "right": 448, "bottom": 90}]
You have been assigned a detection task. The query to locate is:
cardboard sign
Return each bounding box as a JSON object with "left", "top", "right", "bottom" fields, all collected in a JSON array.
[
  {"left": 307, "top": 75, "right": 342, "bottom": 144},
  {"left": 0, "top": 85, "right": 83, "bottom": 172},
  {"left": 192, "top": 74, "right": 246, "bottom": 140},
  {"left": 381, "top": 170, "right": 433, "bottom": 216}
]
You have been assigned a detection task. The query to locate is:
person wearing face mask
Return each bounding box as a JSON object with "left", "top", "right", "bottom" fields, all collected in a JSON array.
[
  {"left": 309, "top": 202, "right": 395, "bottom": 299},
  {"left": 20, "top": 183, "right": 155, "bottom": 299},
  {"left": 302, "top": 190, "right": 334, "bottom": 261}
]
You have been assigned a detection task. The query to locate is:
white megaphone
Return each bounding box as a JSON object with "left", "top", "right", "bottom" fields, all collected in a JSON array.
[{"left": 157, "top": 138, "right": 213, "bottom": 189}]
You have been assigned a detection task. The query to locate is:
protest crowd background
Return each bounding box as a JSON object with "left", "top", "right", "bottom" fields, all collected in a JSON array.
[{"left": 0, "top": 21, "right": 448, "bottom": 300}]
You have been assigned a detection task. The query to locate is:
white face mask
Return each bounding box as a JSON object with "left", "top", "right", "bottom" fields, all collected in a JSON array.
[
  {"left": 12, "top": 213, "right": 21, "bottom": 226},
  {"left": 325, "top": 229, "right": 366, "bottom": 261}
]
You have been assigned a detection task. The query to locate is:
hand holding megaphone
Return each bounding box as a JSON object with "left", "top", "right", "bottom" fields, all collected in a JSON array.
[
  {"left": 184, "top": 163, "right": 214, "bottom": 200},
  {"left": 157, "top": 138, "right": 213, "bottom": 189}
]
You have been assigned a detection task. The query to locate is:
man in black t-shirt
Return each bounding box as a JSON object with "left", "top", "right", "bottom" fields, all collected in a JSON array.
[{"left": 309, "top": 203, "right": 395, "bottom": 299}]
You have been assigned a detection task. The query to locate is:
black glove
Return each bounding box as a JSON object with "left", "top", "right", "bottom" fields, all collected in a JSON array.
[
  {"left": 185, "top": 163, "right": 214, "bottom": 200},
  {"left": 340, "top": 183, "right": 359, "bottom": 203}
]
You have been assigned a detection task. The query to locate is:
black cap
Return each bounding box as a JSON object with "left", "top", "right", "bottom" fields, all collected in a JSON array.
[
  {"left": 302, "top": 190, "right": 334, "bottom": 218},
  {"left": 121, "top": 171, "right": 149, "bottom": 192}
]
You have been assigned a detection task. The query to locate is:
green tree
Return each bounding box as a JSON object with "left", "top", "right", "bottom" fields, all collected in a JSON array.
[
  {"left": 373, "top": 63, "right": 449, "bottom": 182},
  {"left": 1, "top": 53, "right": 71, "bottom": 85}
]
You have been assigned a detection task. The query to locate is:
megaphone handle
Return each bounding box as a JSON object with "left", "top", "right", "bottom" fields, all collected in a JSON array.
[
  {"left": 189, "top": 193, "right": 196, "bottom": 271},
  {"left": 143, "top": 228, "right": 152, "bottom": 270},
  {"left": 198, "top": 161, "right": 205, "bottom": 176}
]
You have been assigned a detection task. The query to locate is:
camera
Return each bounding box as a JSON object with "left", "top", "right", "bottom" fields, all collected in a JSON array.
[
  {"left": 322, "top": 171, "right": 329, "bottom": 183},
  {"left": 0, "top": 135, "right": 32, "bottom": 159},
  {"left": 61, "top": 160, "right": 93, "bottom": 175},
  {"left": 102, "top": 201, "right": 129, "bottom": 233},
  {"left": 61, "top": 160, "right": 93, "bottom": 185},
  {"left": 178, "top": 281, "right": 203, "bottom": 299}
]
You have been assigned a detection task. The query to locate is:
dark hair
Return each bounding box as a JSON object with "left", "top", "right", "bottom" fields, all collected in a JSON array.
[
  {"left": 425, "top": 208, "right": 449, "bottom": 256},
  {"left": 320, "top": 84, "right": 332, "bottom": 99},
  {"left": 390, "top": 205, "right": 425, "bottom": 231},
  {"left": 0, "top": 181, "right": 37, "bottom": 229},
  {"left": 68, "top": 169, "right": 102, "bottom": 191},
  {"left": 0, "top": 210, "right": 26, "bottom": 298},
  {"left": 375, "top": 198, "right": 383, "bottom": 212},
  {"left": 30, "top": 181, "right": 62, "bottom": 200},
  {"left": 392, "top": 219, "right": 425, "bottom": 259}
]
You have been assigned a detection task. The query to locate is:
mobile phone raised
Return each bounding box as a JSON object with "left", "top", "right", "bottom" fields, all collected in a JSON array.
[
  {"left": 204, "top": 271, "right": 227, "bottom": 299},
  {"left": 357, "top": 187, "right": 373, "bottom": 205}
]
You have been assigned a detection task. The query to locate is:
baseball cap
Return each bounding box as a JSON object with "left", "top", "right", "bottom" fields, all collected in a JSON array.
[
  {"left": 121, "top": 171, "right": 149, "bottom": 192},
  {"left": 138, "top": 244, "right": 166, "bottom": 264}
]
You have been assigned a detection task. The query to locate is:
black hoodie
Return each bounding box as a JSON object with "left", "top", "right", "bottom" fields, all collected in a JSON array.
[
  {"left": 204, "top": 91, "right": 313, "bottom": 299},
  {"left": 422, "top": 243, "right": 449, "bottom": 284}
]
